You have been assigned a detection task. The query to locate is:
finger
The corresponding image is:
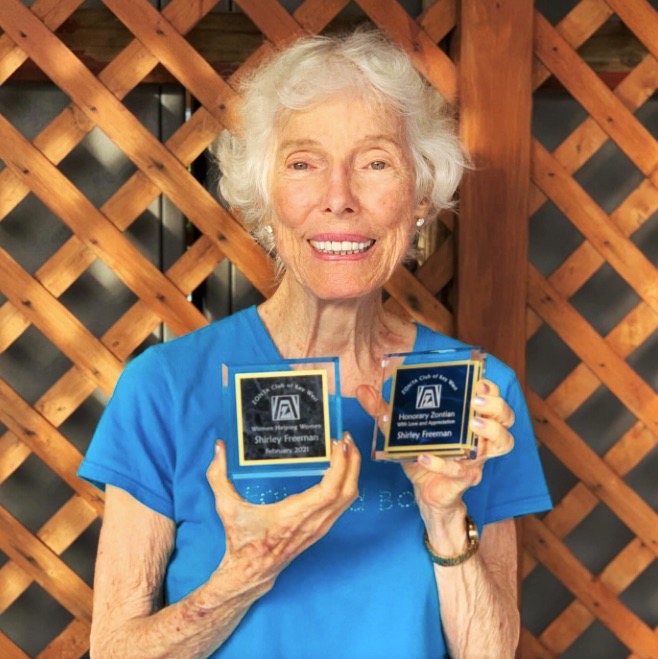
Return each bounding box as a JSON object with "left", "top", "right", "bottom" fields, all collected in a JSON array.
[
  {"left": 320, "top": 434, "right": 355, "bottom": 491},
  {"left": 310, "top": 434, "right": 361, "bottom": 509},
  {"left": 472, "top": 380, "right": 515, "bottom": 429},
  {"left": 206, "top": 440, "right": 242, "bottom": 504},
  {"left": 341, "top": 433, "right": 361, "bottom": 499},
  {"left": 472, "top": 394, "right": 516, "bottom": 429},
  {"left": 470, "top": 417, "right": 514, "bottom": 459},
  {"left": 476, "top": 378, "right": 499, "bottom": 397}
]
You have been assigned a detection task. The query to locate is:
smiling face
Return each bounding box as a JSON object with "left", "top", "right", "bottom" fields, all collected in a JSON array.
[{"left": 269, "top": 95, "right": 428, "bottom": 301}]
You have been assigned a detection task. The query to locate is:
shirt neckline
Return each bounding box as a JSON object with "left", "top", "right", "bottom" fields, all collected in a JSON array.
[{"left": 245, "top": 305, "right": 427, "bottom": 401}]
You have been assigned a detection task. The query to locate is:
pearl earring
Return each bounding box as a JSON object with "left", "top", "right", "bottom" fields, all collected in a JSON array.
[{"left": 416, "top": 218, "right": 425, "bottom": 228}]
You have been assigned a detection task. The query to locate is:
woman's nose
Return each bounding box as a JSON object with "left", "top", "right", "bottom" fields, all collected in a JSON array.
[{"left": 322, "top": 166, "right": 358, "bottom": 217}]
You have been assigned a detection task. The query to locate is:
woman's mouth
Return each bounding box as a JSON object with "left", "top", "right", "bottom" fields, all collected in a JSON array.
[{"left": 309, "top": 239, "right": 375, "bottom": 255}]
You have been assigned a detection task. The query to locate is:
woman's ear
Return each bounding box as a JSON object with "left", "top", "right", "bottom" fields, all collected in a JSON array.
[{"left": 414, "top": 196, "right": 431, "bottom": 221}]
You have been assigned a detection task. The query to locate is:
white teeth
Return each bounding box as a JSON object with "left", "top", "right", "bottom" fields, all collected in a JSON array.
[{"left": 310, "top": 239, "right": 374, "bottom": 255}]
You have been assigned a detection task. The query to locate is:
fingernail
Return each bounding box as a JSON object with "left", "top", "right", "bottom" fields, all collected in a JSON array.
[
  {"left": 332, "top": 439, "right": 339, "bottom": 446},
  {"left": 472, "top": 417, "right": 486, "bottom": 429},
  {"left": 340, "top": 434, "right": 352, "bottom": 454},
  {"left": 419, "top": 454, "right": 431, "bottom": 465},
  {"left": 382, "top": 413, "right": 390, "bottom": 423},
  {"left": 214, "top": 442, "right": 221, "bottom": 456},
  {"left": 473, "top": 396, "right": 486, "bottom": 407}
]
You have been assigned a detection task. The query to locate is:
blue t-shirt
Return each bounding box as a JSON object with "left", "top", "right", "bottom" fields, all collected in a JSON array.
[{"left": 79, "top": 306, "right": 551, "bottom": 659}]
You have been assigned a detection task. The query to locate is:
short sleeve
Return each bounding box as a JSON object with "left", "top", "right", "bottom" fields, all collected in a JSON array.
[
  {"left": 478, "top": 373, "right": 553, "bottom": 525},
  {"left": 78, "top": 348, "right": 176, "bottom": 519}
]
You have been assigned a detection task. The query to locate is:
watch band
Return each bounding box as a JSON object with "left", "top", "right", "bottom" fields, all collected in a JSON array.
[{"left": 423, "top": 515, "right": 480, "bottom": 567}]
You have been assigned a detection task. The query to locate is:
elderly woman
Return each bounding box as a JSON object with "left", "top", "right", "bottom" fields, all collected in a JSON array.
[{"left": 80, "top": 29, "right": 551, "bottom": 658}]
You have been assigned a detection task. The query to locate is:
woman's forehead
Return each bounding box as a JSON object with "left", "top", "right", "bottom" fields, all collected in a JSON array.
[{"left": 274, "top": 96, "right": 405, "bottom": 148}]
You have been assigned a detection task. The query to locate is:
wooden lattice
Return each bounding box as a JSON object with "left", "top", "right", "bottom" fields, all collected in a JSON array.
[{"left": 0, "top": 0, "right": 656, "bottom": 657}]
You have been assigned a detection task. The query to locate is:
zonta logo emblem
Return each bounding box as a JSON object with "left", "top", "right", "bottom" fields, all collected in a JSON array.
[
  {"left": 271, "top": 394, "right": 301, "bottom": 421},
  {"left": 416, "top": 384, "right": 442, "bottom": 410}
]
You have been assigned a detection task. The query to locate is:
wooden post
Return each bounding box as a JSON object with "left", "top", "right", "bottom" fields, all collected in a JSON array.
[{"left": 457, "top": 0, "right": 533, "bottom": 379}]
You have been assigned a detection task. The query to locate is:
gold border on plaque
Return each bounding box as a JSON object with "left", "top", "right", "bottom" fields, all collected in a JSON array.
[
  {"left": 384, "top": 359, "right": 481, "bottom": 456},
  {"left": 235, "top": 369, "right": 332, "bottom": 467}
]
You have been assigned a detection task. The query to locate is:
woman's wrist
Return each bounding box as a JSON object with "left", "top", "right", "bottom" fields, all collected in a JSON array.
[
  {"left": 206, "top": 555, "right": 276, "bottom": 609},
  {"left": 421, "top": 502, "right": 470, "bottom": 556}
]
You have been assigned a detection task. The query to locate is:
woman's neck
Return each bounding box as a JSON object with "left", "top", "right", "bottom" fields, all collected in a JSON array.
[{"left": 258, "top": 275, "right": 416, "bottom": 394}]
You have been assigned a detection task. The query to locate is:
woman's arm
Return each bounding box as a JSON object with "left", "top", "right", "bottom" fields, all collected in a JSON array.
[
  {"left": 428, "top": 515, "right": 519, "bottom": 658},
  {"left": 358, "top": 378, "right": 520, "bottom": 658},
  {"left": 91, "top": 436, "right": 360, "bottom": 659},
  {"left": 405, "top": 380, "right": 520, "bottom": 658},
  {"left": 90, "top": 486, "right": 272, "bottom": 659}
]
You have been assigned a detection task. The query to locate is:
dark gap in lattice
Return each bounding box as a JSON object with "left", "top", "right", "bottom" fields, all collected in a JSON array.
[
  {"left": 521, "top": 561, "right": 575, "bottom": 636},
  {"left": 624, "top": 445, "right": 658, "bottom": 513},
  {"left": 526, "top": 323, "right": 582, "bottom": 398},
  {"left": 59, "top": 126, "right": 140, "bottom": 208},
  {"left": 618, "top": 559, "right": 658, "bottom": 629},
  {"left": 577, "top": 15, "right": 649, "bottom": 77},
  {"left": 634, "top": 98, "right": 658, "bottom": 140},
  {"left": 534, "top": 0, "right": 581, "bottom": 27},
  {"left": 532, "top": 93, "right": 590, "bottom": 152},
  {"left": 536, "top": 443, "right": 580, "bottom": 505},
  {"left": 60, "top": 517, "right": 102, "bottom": 588},
  {"left": 0, "top": 194, "right": 74, "bottom": 278},
  {"left": 569, "top": 263, "right": 641, "bottom": 337},
  {"left": 0, "top": 453, "right": 75, "bottom": 535},
  {"left": 57, "top": 258, "right": 140, "bottom": 339},
  {"left": 0, "top": 581, "right": 73, "bottom": 657},
  {"left": 0, "top": 325, "right": 75, "bottom": 405},
  {"left": 191, "top": 4, "right": 270, "bottom": 78},
  {"left": 562, "top": 501, "right": 636, "bottom": 575},
  {"left": 528, "top": 199, "right": 585, "bottom": 277},
  {"left": 119, "top": 86, "right": 186, "bottom": 145},
  {"left": 572, "top": 140, "right": 644, "bottom": 215},
  {"left": 0, "top": 82, "right": 71, "bottom": 143},
  {"left": 130, "top": 331, "right": 164, "bottom": 361},
  {"left": 631, "top": 208, "right": 658, "bottom": 269},
  {"left": 58, "top": 393, "right": 107, "bottom": 455},
  {"left": 562, "top": 617, "right": 629, "bottom": 659},
  {"left": 566, "top": 385, "right": 637, "bottom": 456},
  {"left": 627, "top": 326, "right": 658, "bottom": 393}
]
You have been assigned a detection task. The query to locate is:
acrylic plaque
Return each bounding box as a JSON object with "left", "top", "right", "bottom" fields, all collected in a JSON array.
[
  {"left": 372, "top": 348, "right": 486, "bottom": 462},
  {"left": 223, "top": 357, "right": 341, "bottom": 479}
]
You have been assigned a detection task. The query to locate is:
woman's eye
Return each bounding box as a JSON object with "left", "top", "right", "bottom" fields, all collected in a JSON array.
[
  {"left": 291, "top": 162, "right": 308, "bottom": 170},
  {"left": 370, "top": 161, "right": 386, "bottom": 170}
]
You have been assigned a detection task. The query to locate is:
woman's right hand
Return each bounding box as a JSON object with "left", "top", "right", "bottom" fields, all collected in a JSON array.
[{"left": 206, "top": 434, "right": 361, "bottom": 592}]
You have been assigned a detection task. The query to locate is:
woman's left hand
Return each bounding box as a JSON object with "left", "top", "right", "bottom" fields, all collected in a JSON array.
[{"left": 357, "top": 379, "right": 515, "bottom": 516}]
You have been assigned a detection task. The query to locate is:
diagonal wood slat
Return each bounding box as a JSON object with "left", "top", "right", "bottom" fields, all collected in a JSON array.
[
  {"left": 0, "top": 378, "right": 105, "bottom": 516},
  {"left": 534, "top": 11, "right": 658, "bottom": 188},
  {"left": 527, "top": 265, "right": 658, "bottom": 438},
  {"left": 0, "top": 0, "right": 223, "bottom": 222},
  {"left": 0, "top": 247, "right": 124, "bottom": 395},
  {"left": 524, "top": 516, "right": 658, "bottom": 657},
  {"left": 0, "top": 0, "right": 275, "bottom": 297},
  {"left": 532, "top": 141, "right": 658, "bottom": 319},
  {"left": 0, "top": 114, "right": 208, "bottom": 337},
  {"left": 0, "top": 235, "right": 222, "bottom": 485},
  {"left": 104, "top": 0, "right": 241, "bottom": 126},
  {"left": 0, "top": 103, "right": 221, "bottom": 353},
  {"left": 528, "top": 385, "right": 658, "bottom": 558},
  {"left": 0, "top": 505, "right": 93, "bottom": 623}
]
